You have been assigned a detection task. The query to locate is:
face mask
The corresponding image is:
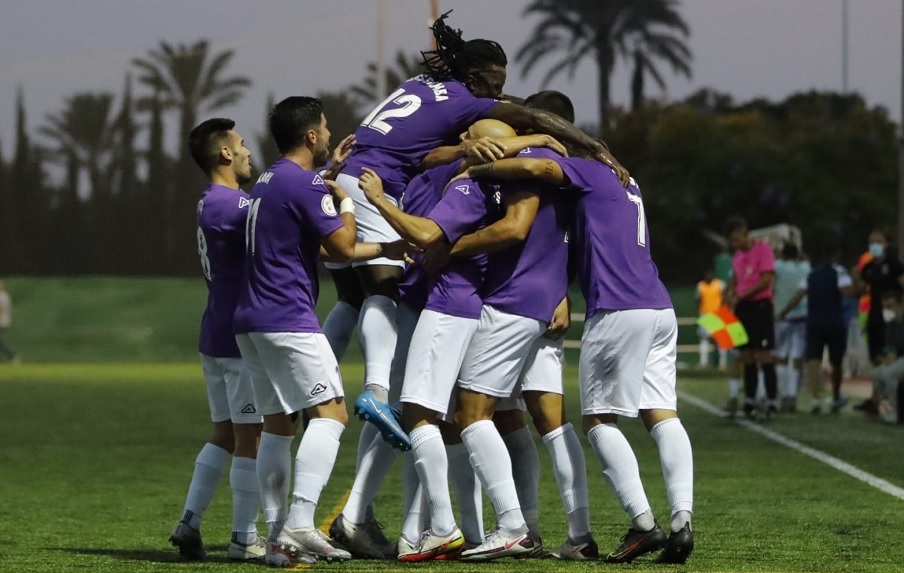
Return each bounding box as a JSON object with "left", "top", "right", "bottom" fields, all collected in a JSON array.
[
  {"left": 883, "top": 308, "right": 897, "bottom": 323},
  {"left": 869, "top": 243, "right": 885, "bottom": 258}
]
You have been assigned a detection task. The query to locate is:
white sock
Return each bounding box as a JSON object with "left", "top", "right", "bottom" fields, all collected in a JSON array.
[
  {"left": 286, "top": 418, "right": 345, "bottom": 530},
  {"left": 587, "top": 423, "right": 652, "bottom": 525},
  {"left": 343, "top": 428, "right": 399, "bottom": 523},
  {"left": 542, "top": 423, "right": 591, "bottom": 542},
  {"left": 461, "top": 420, "right": 525, "bottom": 535},
  {"left": 322, "top": 301, "right": 359, "bottom": 362},
  {"left": 503, "top": 426, "right": 539, "bottom": 539},
  {"left": 351, "top": 422, "right": 379, "bottom": 522},
  {"left": 650, "top": 419, "right": 694, "bottom": 532},
  {"left": 358, "top": 295, "right": 397, "bottom": 393},
  {"left": 257, "top": 433, "right": 294, "bottom": 540},
  {"left": 446, "top": 443, "right": 484, "bottom": 544},
  {"left": 756, "top": 370, "right": 766, "bottom": 400},
  {"left": 699, "top": 339, "right": 710, "bottom": 366},
  {"left": 182, "top": 443, "right": 231, "bottom": 529},
  {"left": 230, "top": 456, "right": 261, "bottom": 542},
  {"left": 788, "top": 367, "right": 800, "bottom": 398},
  {"left": 776, "top": 364, "right": 789, "bottom": 397},
  {"left": 401, "top": 454, "right": 428, "bottom": 542},
  {"left": 718, "top": 350, "right": 727, "bottom": 369},
  {"left": 410, "top": 425, "right": 456, "bottom": 536},
  {"left": 728, "top": 378, "right": 741, "bottom": 398}
]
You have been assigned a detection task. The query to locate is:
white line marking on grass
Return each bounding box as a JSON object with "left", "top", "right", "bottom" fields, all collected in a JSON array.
[{"left": 679, "top": 391, "right": 904, "bottom": 501}]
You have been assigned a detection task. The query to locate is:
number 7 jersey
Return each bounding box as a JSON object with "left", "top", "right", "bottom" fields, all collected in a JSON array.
[{"left": 341, "top": 75, "right": 498, "bottom": 200}]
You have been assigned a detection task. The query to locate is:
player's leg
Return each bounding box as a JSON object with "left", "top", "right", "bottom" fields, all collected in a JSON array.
[
  {"left": 220, "top": 357, "right": 265, "bottom": 560},
  {"left": 493, "top": 407, "right": 541, "bottom": 550},
  {"left": 439, "top": 421, "right": 484, "bottom": 549},
  {"left": 579, "top": 310, "right": 665, "bottom": 563},
  {"left": 828, "top": 327, "right": 848, "bottom": 412},
  {"left": 638, "top": 309, "right": 694, "bottom": 564},
  {"left": 170, "top": 355, "right": 236, "bottom": 559},
  {"left": 774, "top": 320, "right": 790, "bottom": 408},
  {"left": 754, "top": 304, "right": 779, "bottom": 414},
  {"left": 697, "top": 325, "right": 710, "bottom": 367},
  {"left": 264, "top": 333, "right": 350, "bottom": 563},
  {"left": 322, "top": 265, "right": 364, "bottom": 361}
]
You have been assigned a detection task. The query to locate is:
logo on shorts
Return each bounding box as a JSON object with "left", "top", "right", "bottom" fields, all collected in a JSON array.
[
  {"left": 311, "top": 383, "right": 327, "bottom": 396},
  {"left": 321, "top": 194, "right": 337, "bottom": 217},
  {"left": 241, "top": 403, "right": 256, "bottom": 414}
]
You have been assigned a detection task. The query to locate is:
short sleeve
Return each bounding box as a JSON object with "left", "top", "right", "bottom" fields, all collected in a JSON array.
[
  {"left": 221, "top": 192, "right": 251, "bottom": 234},
  {"left": 428, "top": 179, "right": 486, "bottom": 244},
  {"left": 558, "top": 158, "right": 594, "bottom": 195},
  {"left": 297, "top": 172, "right": 344, "bottom": 238},
  {"left": 758, "top": 243, "right": 776, "bottom": 273},
  {"left": 447, "top": 83, "right": 499, "bottom": 128}
]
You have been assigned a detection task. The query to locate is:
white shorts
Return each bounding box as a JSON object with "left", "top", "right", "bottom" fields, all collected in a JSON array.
[
  {"left": 335, "top": 173, "right": 404, "bottom": 268},
  {"left": 235, "top": 332, "right": 344, "bottom": 416},
  {"left": 457, "top": 306, "right": 547, "bottom": 399},
  {"left": 579, "top": 308, "right": 678, "bottom": 417},
  {"left": 774, "top": 319, "right": 806, "bottom": 360},
  {"left": 389, "top": 301, "right": 421, "bottom": 403},
  {"left": 401, "top": 310, "right": 479, "bottom": 416},
  {"left": 517, "top": 336, "right": 565, "bottom": 395},
  {"left": 200, "top": 354, "right": 263, "bottom": 424}
]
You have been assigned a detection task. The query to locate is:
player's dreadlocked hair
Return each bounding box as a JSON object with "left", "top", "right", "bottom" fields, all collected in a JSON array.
[{"left": 421, "top": 11, "right": 507, "bottom": 81}]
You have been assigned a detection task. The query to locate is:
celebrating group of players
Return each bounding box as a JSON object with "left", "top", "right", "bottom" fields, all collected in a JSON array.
[{"left": 170, "top": 13, "right": 695, "bottom": 567}]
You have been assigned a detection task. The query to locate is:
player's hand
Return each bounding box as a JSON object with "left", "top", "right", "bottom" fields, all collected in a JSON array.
[
  {"left": 380, "top": 239, "right": 417, "bottom": 264},
  {"left": 326, "top": 180, "right": 349, "bottom": 203},
  {"left": 596, "top": 146, "right": 630, "bottom": 187},
  {"left": 545, "top": 296, "right": 571, "bottom": 340},
  {"left": 331, "top": 134, "right": 356, "bottom": 167},
  {"left": 464, "top": 137, "right": 506, "bottom": 163},
  {"left": 539, "top": 135, "right": 568, "bottom": 157},
  {"left": 422, "top": 242, "right": 451, "bottom": 277},
  {"left": 358, "top": 167, "right": 385, "bottom": 204}
]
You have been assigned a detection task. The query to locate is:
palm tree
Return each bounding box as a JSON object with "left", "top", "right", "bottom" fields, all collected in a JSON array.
[
  {"left": 517, "top": 0, "right": 692, "bottom": 133},
  {"left": 350, "top": 50, "right": 423, "bottom": 111}
]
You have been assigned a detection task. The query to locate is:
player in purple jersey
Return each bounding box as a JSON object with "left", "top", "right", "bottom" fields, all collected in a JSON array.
[
  {"left": 323, "top": 13, "right": 631, "bottom": 457},
  {"left": 169, "top": 118, "right": 265, "bottom": 562},
  {"left": 232, "top": 97, "right": 358, "bottom": 567},
  {"left": 459, "top": 149, "right": 695, "bottom": 565}
]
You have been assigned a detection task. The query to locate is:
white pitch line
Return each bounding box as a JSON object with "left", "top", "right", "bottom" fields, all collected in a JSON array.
[{"left": 679, "top": 391, "right": 904, "bottom": 501}]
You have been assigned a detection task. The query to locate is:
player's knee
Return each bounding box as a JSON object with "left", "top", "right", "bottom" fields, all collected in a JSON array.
[{"left": 492, "top": 408, "right": 525, "bottom": 435}]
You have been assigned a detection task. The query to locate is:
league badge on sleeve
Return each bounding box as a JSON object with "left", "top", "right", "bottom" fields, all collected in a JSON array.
[{"left": 321, "top": 194, "right": 337, "bottom": 216}]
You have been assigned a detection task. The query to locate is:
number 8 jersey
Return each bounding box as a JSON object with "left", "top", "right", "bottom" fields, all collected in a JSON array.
[{"left": 341, "top": 75, "right": 499, "bottom": 200}]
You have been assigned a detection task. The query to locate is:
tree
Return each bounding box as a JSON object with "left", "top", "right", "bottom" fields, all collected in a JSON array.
[
  {"left": 11, "top": 87, "right": 49, "bottom": 274},
  {"left": 350, "top": 50, "right": 423, "bottom": 111},
  {"left": 318, "top": 90, "right": 363, "bottom": 143},
  {"left": 132, "top": 40, "right": 251, "bottom": 274},
  {"left": 516, "top": 0, "right": 692, "bottom": 133}
]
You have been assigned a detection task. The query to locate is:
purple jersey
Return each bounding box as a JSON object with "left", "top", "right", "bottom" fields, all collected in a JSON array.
[
  {"left": 425, "top": 178, "right": 493, "bottom": 319},
  {"left": 558, "top": 157, "right": 672, "bottom": 316},
  {"left": 342, "top": 75, "right": 497, "bottom": 200},
  {"left": 234, "top": 158, "right": 345, "bottom": 333},
  {"left": 482, "top": 148, "right": 570, "bottom": 324},
  {"left": 197, "top": 184, "right": 250, "bottom": 357},
  {"left": 397, "top": 159, "right": 464, "bottom": 310}
]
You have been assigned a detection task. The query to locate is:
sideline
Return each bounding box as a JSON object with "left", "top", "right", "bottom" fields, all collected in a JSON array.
[{"left": 679, "top": 391, "right": 904, "bottom": 501}]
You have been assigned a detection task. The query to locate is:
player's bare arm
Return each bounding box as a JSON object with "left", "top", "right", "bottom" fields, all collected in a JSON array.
[
  {"left": 464, "top": 157, "right": 566, "bottom": 186},
  {"left": 420, "top": 134, "right": 567, "bottom": 170},
  {"left": 487, "top": 103, "right": 630, "bottom": 185},
  {"left": 320, "top": 180, "right": 357, "bottom": 261},
  {"left": 358, "top": 167, "right": 445, "bottom": 248},
  {"left": 320, "top": 239, "right": 412, "bottom": 264},
  {"left": 545, "top": 295, "right": 571, "bottom": 340},
  {"left": 449, "top": 190, "right": 540, "bottom": 257},
  {"left": 321, "top": 134, "right": 356, "bottom": 181}
]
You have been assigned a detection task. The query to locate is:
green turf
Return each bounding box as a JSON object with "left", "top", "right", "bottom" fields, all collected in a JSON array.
[{"left": 1, "top": 362, "right": 902, "bottom": 572}]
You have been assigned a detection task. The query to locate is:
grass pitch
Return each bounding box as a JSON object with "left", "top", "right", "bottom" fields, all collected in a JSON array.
[{"left": 2, "top": 362, "right": 903, "bottom": 573}]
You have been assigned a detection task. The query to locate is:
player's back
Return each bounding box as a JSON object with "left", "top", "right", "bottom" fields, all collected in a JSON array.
[
  {"left": 560, "top": 157, "right": 671, "bottom": 314},
  {"left": 197, "top": 184, "right": 249, "bottom": 357},
  {"left": 482, "top": 147, "right": 570, "bottom": 323},
  {"left": 342, "top": 75, "right": 497, "bottom": 199},
  {"left": 234, "top": 158, "right": 343, "bottom": 334}
]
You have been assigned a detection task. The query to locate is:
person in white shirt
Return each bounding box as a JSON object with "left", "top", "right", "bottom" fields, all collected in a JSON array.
[{"left": 0, "top": 279, "right": 19, "bottom": 363}]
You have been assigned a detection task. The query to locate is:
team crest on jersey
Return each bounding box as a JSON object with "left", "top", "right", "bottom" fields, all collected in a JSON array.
[
  {"left": 455, "top": 185, "right": 470, "bottom": 195},
  {"left": 312, "top": 174, "right": 325, "bottom": 186},
  {"left": 321, "top": 194, "right": 337, "bottom": 216},
  {"left": 238, "top": 197, "right": 250, "bottom": 209}
]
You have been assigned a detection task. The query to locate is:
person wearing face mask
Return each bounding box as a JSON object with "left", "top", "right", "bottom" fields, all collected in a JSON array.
[
  {"left": 779, "top": 241, "right": 855, "bottom": 413},
  {"left": 852, "top": 230, "right": 904, "bottom": 367},
  {"left": 866, "top": 289, "right": 904, "bottom": 423}
]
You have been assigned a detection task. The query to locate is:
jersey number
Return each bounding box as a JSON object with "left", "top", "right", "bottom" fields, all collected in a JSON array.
[
  {"left": 197, "top": 227, "right": 212, "bottom": 280},
  {"left": 245, "top": 198, "right": 262, "bottom": 256},
  {"left": 626, "top": 191, "right": 646, "bottom": 247},
  {"left": 361, "top": 88, "right": 422, "bottom": 135}
]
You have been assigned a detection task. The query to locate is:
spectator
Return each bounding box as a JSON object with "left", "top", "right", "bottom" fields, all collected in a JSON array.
[
  {"left": 772, "top": 244, "right": 810, "bottom": 412},
  {"left": 725, "top": 217, "right": 778, "bottom": 418},
  {"left": 780, "top": 242, "right": 854, "bottom": 414},
  {"left": 852, "top": 230, "right": 904, "bottom": 365},
  {"left": 0, "top": 279, "right": 19, "bottom": 363},
  {"left": 864, "top": 289, "right": 904, "bottom": 423},
  {"left": 696, "top": 270, "right": 727, "bottom": 369}
]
